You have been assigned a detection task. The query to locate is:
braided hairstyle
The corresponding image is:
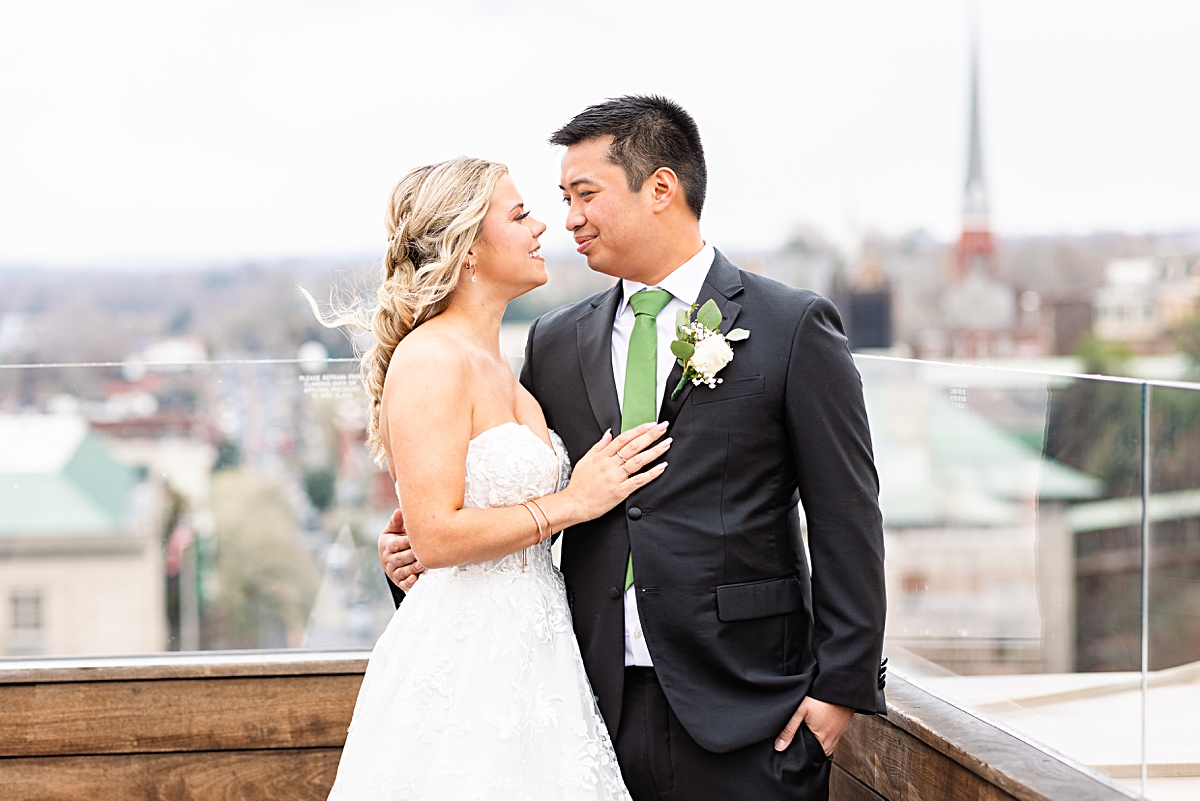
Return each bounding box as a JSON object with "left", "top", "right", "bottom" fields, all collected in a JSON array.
[{"left": 307, "top": 157, "right": 508, "bottom": 463}]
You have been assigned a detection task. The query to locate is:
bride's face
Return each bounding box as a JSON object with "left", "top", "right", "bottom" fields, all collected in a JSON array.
[{"left": 470, "top": 175, "right": 548, "bottom": 293}]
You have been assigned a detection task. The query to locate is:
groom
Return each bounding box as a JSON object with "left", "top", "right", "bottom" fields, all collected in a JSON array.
[{"left": 382, "top": 96, "right": 886, "bottom": 800}]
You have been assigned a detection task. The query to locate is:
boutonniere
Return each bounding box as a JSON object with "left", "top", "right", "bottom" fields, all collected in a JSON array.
[{"left": 670, "top": 299, "right": 749, "bottom": 399}]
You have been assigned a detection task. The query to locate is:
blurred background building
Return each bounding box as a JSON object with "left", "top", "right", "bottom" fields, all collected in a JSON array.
[{"left": 0, "top": 414, "right": 167, "bottom": 656}]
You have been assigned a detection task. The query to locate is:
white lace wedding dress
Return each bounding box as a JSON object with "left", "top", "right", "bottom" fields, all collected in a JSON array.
[{"left": 327, "top": 422, "right": 631, "bottom": 800}]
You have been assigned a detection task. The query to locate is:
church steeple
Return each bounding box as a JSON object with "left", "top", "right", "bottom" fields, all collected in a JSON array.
[
  {"left": 956, "top": 9, "right": 996, "bottom": 277},
  {"left": 939, "top": 8, "right": 1017, "bottom": 360},
  {"left": 963, "top": 22, "right": 988, "bottom": 229}
]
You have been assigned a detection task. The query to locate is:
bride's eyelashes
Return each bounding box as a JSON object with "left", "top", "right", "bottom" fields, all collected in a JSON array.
[{"left": 515, "top": 210, "right": 531, "bottom": 221}]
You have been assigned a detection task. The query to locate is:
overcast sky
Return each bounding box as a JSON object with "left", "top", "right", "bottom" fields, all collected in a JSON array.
[{"left": 1, "top": 0, "right": 1197, "bottom": 267}]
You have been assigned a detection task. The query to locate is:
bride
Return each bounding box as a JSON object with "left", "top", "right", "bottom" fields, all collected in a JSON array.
[{"left": 319, "top": 157, "right": 670, "bottom": 800}]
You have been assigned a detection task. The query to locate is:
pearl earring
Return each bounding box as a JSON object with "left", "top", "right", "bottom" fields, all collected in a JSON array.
[{"left": 468, "top": 262, "right": 478, "bottom": 282}]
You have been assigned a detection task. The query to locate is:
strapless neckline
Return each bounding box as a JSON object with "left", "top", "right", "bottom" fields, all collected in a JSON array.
[
  {"left": 394, "top": 422, "right": 568, "bottom": 509},
  {"left": 469, "top": 421, "right": 555, "bottom": 457}
]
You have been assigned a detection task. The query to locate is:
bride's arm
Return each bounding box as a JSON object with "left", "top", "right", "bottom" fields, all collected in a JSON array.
[{"left": 384, "top": 337, "right": 668, "bottom": 570}]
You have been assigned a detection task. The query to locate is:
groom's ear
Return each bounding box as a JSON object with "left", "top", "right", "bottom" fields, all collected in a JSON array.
[{"left": 646, "top": 167, "right": 680, "bottom": 215}]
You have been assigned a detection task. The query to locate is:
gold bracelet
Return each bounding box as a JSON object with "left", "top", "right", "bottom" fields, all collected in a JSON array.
[
  {"left": 528, "top": 498, "right": 552, "bottom": 539},
  {"left": 520, "top": 501, "right": 547, "bottom": 543}
]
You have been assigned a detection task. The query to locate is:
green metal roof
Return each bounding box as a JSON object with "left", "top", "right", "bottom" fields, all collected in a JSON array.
[{"left": 0, "top": 415, "right": 138, "bottom": 538}]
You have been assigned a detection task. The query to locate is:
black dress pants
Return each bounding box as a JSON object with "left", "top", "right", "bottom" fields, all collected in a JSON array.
[{"left": 614, "top": 667, "right": 832, "bottom": 801}]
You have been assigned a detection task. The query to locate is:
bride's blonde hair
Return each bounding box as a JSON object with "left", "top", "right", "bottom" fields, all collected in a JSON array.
[{"left": 308, "top": 156, "right": 508, "bottom": 463}]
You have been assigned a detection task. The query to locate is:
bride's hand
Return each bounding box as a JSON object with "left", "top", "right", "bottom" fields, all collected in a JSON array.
[{"left": 562, "top": 422, "right": 671, "bottom": 522}]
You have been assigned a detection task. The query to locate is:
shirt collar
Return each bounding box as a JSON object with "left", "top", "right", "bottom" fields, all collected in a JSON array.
[{"left": 618, "top": 242, "right": 715, "bottom": 316}]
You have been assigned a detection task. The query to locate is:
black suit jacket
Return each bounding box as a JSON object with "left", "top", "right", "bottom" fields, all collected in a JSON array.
[{"left": 519, "top": 250, "right": 886, "bottom": 754}]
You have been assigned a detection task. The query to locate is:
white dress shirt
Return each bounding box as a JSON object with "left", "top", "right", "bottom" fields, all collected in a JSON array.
[{"left": 612, "top": 242, "right": 714, "bottom": 666}]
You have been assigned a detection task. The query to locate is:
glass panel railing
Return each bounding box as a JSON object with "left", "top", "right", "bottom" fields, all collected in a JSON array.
[
  {"left": 860, "top": 357, "right": 1140, "bottom": 669},
  {"left": 858, "top": 359, "right": 1200, "bottom": 798},
  {"left": 1143, "top": 381, "right": 1200, "bottom": 800},
  {"left": 0, "top": 357, "right": 396, "bottom": 656},
  {"left": 4, "top": 348, "right": 1197, "bottom": 796}
]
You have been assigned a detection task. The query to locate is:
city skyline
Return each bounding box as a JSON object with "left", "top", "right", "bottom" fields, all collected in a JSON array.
[{"left": 2, "top": 0, "right": 1197, "bottom": 267}]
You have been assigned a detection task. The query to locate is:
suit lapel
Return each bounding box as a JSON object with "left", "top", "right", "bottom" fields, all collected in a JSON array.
[
  {"left": 577, "top": 284, "right": 623, "bottom": 433},
  {"left": 659, "top": 251, "right": 744, "bottom": 427}
]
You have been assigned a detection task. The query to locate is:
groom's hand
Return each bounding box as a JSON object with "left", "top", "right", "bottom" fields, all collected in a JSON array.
[
  {"left": 378, "top": 508, "right": 423, "bottom": 591},
  {"left": 774, "top": 696, "right": 854, "bottom": 756}
]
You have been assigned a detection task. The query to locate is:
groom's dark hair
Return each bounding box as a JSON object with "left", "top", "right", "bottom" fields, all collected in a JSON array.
[{"left": 550, "top": 95, "right": 707, "bottom": 219}]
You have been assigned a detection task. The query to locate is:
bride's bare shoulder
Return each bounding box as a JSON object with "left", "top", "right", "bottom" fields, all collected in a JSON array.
[
  {"left": 391, "top": 326, "right": 467, "bottom": 367},
  {"left": 382, "top": 327, "right": 473, "bottom": 404},
  {"left": 386, "top": 330, "right": 475, "bottom": 443}
]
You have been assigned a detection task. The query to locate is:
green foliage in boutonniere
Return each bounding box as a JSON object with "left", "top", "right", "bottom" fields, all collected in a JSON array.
[{"left": 669, "top": 299, "right": 750, "bottom": 399}]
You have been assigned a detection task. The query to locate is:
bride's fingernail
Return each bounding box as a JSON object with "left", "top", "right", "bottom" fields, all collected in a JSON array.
[{"left": 774, "top": 738, "right": 789, "bottom": 751}]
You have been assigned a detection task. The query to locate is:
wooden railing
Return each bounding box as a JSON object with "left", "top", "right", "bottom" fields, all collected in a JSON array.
[
  {"left": 0, "top": 652, "right": 361, "bottom": 800},
  {"left": 0, "top": 653, "right": 1138, "bottom": 801},
  {"left": 832, "top": 675, "right": 1139, "bottom": 801}
]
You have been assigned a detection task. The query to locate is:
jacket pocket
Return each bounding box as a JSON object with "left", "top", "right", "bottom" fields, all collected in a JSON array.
[
  {"left": 715, "top": 575, "right": 803, "bottom": 622},
  {"left": 690, "top": 375, "right": 765, "bottom": 405}
]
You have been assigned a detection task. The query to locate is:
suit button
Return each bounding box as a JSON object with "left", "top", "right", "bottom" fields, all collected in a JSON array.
[
  {"left": 627, "top": 507, "right": 642, "bottom": 520},
  {"left": 607, "top": 587, "right": 621, "bottom": 600}
]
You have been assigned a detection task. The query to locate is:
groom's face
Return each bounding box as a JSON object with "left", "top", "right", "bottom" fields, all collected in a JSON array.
[{"left": 559, "top": 136, "right": 654, "bottom": 281}]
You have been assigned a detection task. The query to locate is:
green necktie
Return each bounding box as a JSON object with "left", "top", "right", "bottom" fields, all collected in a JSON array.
[{"left": 621, "top": 288, "right": 672, "bottom": 590}]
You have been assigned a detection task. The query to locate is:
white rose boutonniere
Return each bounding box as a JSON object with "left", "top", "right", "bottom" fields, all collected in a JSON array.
[{"left": 670, "top": 299, "right": 749, "bottom": 399}]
